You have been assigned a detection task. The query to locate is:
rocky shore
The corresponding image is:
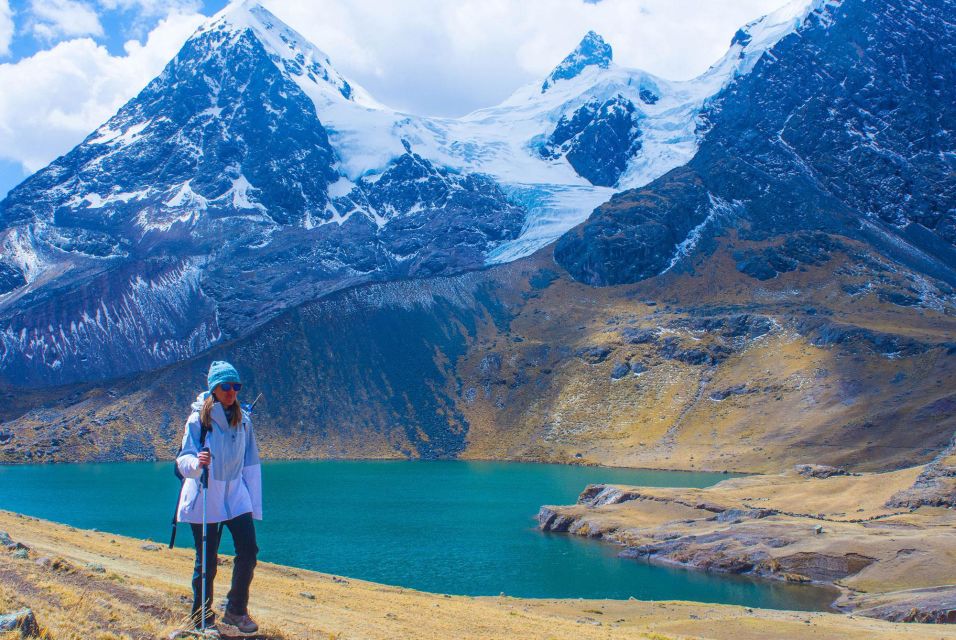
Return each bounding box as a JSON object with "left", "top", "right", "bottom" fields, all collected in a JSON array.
[{"left": 538, "top": 464, "right": 956, "bottom": 624}]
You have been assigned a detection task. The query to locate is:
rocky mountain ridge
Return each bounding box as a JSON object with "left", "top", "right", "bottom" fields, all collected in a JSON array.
[
  {"left": 0, "top": 0, "right": 824, "bottom": 387},
  {"left": 555, "top": 0, "right": 956, "bottom": 289},
  {"left": 1, "top": 238, "right": 953, "bottom": 472}
]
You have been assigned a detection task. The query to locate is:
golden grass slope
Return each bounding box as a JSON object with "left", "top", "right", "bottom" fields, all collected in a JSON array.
[
  {"left": 1, "top": 233, "right": 953, "bottom": 476},
  {"left": 1, "top": 509, "right": 954, "bottom": 640},
  {"left": 457, "top": 237, "right": 956, "bottom": 473}
]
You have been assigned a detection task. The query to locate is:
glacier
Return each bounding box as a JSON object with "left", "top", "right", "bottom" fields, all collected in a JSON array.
[
  {"left": 193, "top": 0, "right": 831, "bottom": 262},
  {"left": 0, "top": 0, "right": 836, "bottom": 386}
]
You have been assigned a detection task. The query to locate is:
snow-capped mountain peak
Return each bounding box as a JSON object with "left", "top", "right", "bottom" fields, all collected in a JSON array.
[
  {"left": 0, "top": 0, "right": 875, "bottom": 388},
  {"left": 542, "top": 31, "right": 614, "bottom": 92},
  {"left": 198, "top": 1, "right": 381, "bottom": 109}
]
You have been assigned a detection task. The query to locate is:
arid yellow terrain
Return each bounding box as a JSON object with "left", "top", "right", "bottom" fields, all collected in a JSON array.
[{"left": 2, "top": 509, "right": 955, "bottom": 640}]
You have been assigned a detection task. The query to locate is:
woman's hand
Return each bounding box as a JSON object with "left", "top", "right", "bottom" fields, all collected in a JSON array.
[{"left": 198, "top": 450, "right": 211, "bottom": 468}]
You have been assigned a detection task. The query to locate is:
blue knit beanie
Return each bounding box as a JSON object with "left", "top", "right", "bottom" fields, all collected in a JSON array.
[{"left": 207, "top": 360, "right": 241, "bottom": 395}]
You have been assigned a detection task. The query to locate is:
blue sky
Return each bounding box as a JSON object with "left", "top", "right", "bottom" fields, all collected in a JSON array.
[
  {"left": 0, "top": 0, "right": 789, "bottom": 199},
  {"left": 5, "top": 1, "right": 227, "bottom": 59}
]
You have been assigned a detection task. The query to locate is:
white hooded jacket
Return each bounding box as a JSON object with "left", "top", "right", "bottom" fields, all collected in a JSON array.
[{"left": 175, "top": 392, "right": 262, "bottom": 524}]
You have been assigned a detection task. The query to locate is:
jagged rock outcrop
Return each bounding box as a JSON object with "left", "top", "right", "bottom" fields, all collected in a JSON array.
[
  {"left": 538, "top": 95, "right": 643, "bottom": 187},
  {"left": 886, "top": 431, "right": 956, "bottom": 508},
  {"left": 795, "top": 464, "right": 849, "bottom": 479},
  {"left": 854, "top": 586, "right": 956, "bottom": 623}
]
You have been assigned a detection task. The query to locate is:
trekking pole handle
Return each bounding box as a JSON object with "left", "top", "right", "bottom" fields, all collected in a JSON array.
[
  {"left": 199, "top": 446, "right": 211, "bottom": 488},
  {"left": 249, "top": 392, "right": 263, "bottom": 412}
]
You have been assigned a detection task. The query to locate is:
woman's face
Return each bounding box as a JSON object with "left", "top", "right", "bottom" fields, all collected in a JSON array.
[{"left": 213, "top": 382, "right": 239, "bottom": 407}]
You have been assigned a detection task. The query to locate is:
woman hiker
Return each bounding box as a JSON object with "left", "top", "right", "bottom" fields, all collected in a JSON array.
[{"left": 176, "top": 360, "right": 262, "bottom": 635}]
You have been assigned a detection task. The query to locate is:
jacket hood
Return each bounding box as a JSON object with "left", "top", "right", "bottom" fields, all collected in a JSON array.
[{"left": 192, "top": 391, "right": 209, "bottom": 412}]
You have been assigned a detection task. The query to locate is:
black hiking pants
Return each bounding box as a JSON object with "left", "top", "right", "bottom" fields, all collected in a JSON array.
[{"left": 189, "top": 511, "right": 258, "bottom": 624}]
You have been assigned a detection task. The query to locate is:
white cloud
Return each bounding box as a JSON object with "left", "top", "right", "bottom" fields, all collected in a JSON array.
[
  {"left": 0, "top": 0, "right": 12, "bottom": 57},
  {"left": 0, "top": 10, "right": 205, "bottom": 173},
  {"left": 28, "top": 0, "right": 104, "bottom": 42},
  {"left": 97, "top": 0, "right": 202, "bottom": 16},
  {"left": 264, "top": 0, "right": 789, "bottom": 117}
]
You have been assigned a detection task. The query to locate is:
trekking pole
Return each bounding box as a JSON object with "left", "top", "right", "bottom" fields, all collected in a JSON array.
[{"left": 200, "top": 446, "right": 210, "bottom": 633}]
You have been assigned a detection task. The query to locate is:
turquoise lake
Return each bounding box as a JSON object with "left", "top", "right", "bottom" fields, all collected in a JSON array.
[{"left": 0, "top": 460, "right": 835, "bottom": 610}]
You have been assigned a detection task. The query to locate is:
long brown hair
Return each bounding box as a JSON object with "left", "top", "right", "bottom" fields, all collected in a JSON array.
[{"left": 200, "top": 394, "right": 242, "bottom": 429}]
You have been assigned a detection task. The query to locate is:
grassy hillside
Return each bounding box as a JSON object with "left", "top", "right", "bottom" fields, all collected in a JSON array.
[
  {"left": 457, "top": 234, "right": 956, "bottom": 472},
  {"left": 1, "top": 233, "right": 953, "bottom": 474}
]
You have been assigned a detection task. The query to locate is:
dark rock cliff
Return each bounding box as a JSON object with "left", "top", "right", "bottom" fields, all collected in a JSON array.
[{"left": 556, "top": 0, "right": 956, "bottom": 286}]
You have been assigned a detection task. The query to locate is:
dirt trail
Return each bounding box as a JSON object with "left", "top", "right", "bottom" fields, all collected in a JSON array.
[{"left": 1, "top": 510, "right": 954, "bottom": 640}]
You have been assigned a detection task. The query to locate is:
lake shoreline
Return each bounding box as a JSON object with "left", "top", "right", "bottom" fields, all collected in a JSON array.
[
  {"left": 1, "top": 509, "right": 952, "bottom": 640},
  {"left": 0, "top": 453, "right": 750, "bottom": 477},
  {"left": 4, "top": 458, "right": 952, "bottom": 627},
  {"left": 0, "top": 460, "right": 771, "bottom": 605}
]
